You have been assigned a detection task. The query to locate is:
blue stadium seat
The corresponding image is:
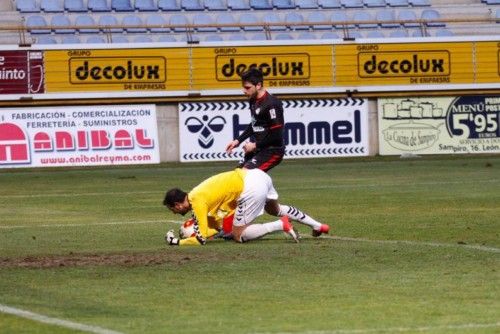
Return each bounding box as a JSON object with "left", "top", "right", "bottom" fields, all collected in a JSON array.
[
  {"left": 204, "top": 0, "right": 227, "bottom": 10},
  {"left": 341, "top": 0, "right": 363, "bottom": 8},
  {"left": 321, "top": 31, "right": 340, "bottom": 39},
  {"left": 204, "top": 34, "right": 224, "bottom": 41},
  {"left": 88, "top": 0, "right": 111, "bottom": 11},
  {"left": 263, "top": 12, "right": 286, "bottom": 31},
  {"left": 297, "top": 32, "right": 316, "bottom": 39},
  {"left": 99, "top": 14, "right": 123, "bottom": 32},
  {"left": 146, "top": 14, "right": 170, "bottom": 32},
  {"left": 17, "top": 0, "right": 40, "bottom": 12},
  {"left": 170, "top": 14, "right": 189, "bottom": 32},
  {"left": 285, "top": 12, "right": 308, "bottom": 31},
  {"left": 181, "top": 0, "right": 204, "bottom": 10},
  {"left": 250, "top": 0, "right": 273, "bottom": 10},
  {"left": 251, "top": 33, "right": 268, "bottom": 40},
  {"left": 377, "top": 10, "right": 400, "bottom": 28},
  {"left": 353, "top": 11, "right": 377, "bottom": 28},
  {"left": 193, "top": 13, "right": 217, "bottom": 32},
  {"left": 26, "top": 15, "right": 51, "bottom": 34},
  {"left": 159, "top": 0, "right": 181, "bottom": 10},
  {"left": 308, "top": 11, "right": 331, "bottom": 30},
  {"left": 158, "top": 35, "right": 177, "bottom": 42},
  {"left": 228, "top": 0, "right": 250, "bottom": 10},
  {"left": 112, "top": 35, "right": 129, "bottom": 42},
  {"left": 497, "top": 9, "right": 500, "bottom": 21},
  {"left": 136, "top": 0, "right": 158, "bottom": 11},
  {"left": 216, "top": 13, "right": 240, "bottom": 32},
  {"left": 65, "top": 0, "right": 86, "bottom": 11},
  {"left": 62, "top": 35, "right": 81, "bottom": 43},
  {"left": 273, "top": 0, "right": 295, "bottom": 9},
  {"left": 366, "top": 30, "right": 385, "bottom": 37},
  {"left": 87, "top": 36, "right": 107, "bottom": 43},
  {"left": 317, "top": 0, "right": 341, "bottom": 8},
  {"left": 275, "top": 33, "right": 294, "bottom": 40},
  {"left": 409, "top": 0, "right": 429, "bottom": 6},
  {"left": 434, "top": 28, "right": 453, "bottom": 37},
  {"left": 123, "top": 14, "right": 147, "bottom": 33},
  {"left": 75, "top": 15, "right": 100, "bottom": 33},
  {"left": 240, "top": 13, "right": 263, "bottom": 31},
  {"left": 134, "top": 36, "right": 153, "bottom": 42},
  {"left": 411, "top": 29, "right": 426, "bottom": 37},
  {"left": 52, "top": 14, "right": 75, "bottom": 33},
  {"left": 364, "top": 0, "right": 385, "bottom": 7},
  {"left": 331, "top": 11, "right": 354, "bottom": 29},
  {"left": 421, "top": 9, "right": 445, "bottom": 27},
  {"left": 485, "top": 0, "right": 500, "bottom": 4},
  {"left": 295, "top": 0, "right": 318, "bottom": 9},
  {"left": 386, "top": 0, "right": 408, "bottom": 7},
  {"left": 111, "top": 0, "right": 134, "bottom": 11},
  {"left": 36, "top": 35, "right": 58, "bottom": 43},
  {"left": 388, "top": 29, "right": 408, "bottom": 37},
  {"left": 228, "top": 33, "right": 247, "bottom": 40},
  {"left": 398, "top": 10, "right": 419, "bottom": 27},
  {"left": 41, "top": 0, "right": 64, "bottom": 12},
  {"left": 347, "top": 31, "right": 363, "bottom": 38}
]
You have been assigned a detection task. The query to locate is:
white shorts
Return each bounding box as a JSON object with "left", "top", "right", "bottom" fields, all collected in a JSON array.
[{"left": 233, "top": 169, "right": 279, "bottom": 227}]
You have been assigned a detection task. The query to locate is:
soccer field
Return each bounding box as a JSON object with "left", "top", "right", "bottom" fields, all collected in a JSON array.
[{"left": 0, "top": 156, "right": 499, "bottom": 334}]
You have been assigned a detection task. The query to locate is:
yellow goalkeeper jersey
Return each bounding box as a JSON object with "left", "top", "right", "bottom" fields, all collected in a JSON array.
[{"left": 179, "top": 168, "right": 246, "bottom": 246}]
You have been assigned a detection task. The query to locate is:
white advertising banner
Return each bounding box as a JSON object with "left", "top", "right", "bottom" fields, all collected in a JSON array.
[
  {"left": 378, "top": 96, "right": 500, "bottom": 155},
  {"left": 0, "top": 104, "right": 159, "bottom": 168},
  {"left": 179, "top": 99, "right": 369, "bottom": 162}
]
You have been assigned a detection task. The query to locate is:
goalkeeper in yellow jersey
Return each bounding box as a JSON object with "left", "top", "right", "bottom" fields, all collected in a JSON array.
[{"left": 163, "top": 168, "right": 329, "bottom": 246}]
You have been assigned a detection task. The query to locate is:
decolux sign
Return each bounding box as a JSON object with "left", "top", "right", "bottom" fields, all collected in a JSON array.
[
  {"left": 216, "top": 54, "right": 310, "bottom": 81},
  {"left": 69, "top": 57, "right": 166, "bottom": 84},
  {"left": 358, "top": 51, "right": 450, "bottom": 77}
]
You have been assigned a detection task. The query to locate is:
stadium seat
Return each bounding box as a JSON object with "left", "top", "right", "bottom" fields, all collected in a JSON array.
[
  {"left": 388, "top": 29, "right": 408, "bottom": 37},
  {"left": 411, "top": 29, "right": 425, "bottom": 37},
  {"left": 250, "top": 0, "right": 273, "bottom": 10},
  {"left": 204, "top": 34, "right": 224, "bottom": 41},
  {"left": 409, "top": 0, "right": 430, "bottom": 6},
  {"left": 157, "top": 35, "right": 177, "bottom": 42},
  {"left": 347, "top": 30, "right": 363, "bottom": 38},
  {"left": 26, "top": 15, "right": 51, "bottom": 34},
  {"left": 485, "top": 0, "right": 500, "bottom": 4},
  {"left": 41, "top": 0, "right": 64, "bottom": 12},
  {"left": 364, "top": 0, "right": 385, "bottom": 7},
  {"left": 240, "top": 13, "right": 263, "bottom": 31},
  {"left": 136, "top": 0, "right": 158, "bottom": 11},
  {"left": 111, "top": 0, "right": 134, "bottom": 11},
  {"left": 386, "top": 0, "right": 408, "bottom": 7},
  {"left": 398, "top": 9, "right": 419, "bottom": 27},
  {"left": 228, "top": 0, "right": 250, "bottom": 9},
  {"left": 36, "top": 35, "right": 57, "bottom": 43},
  {"left": 112, "top": 35, "right": 129, "bottom": 42},
  {"left": 215, "top": 13, "right": 240, "bottom": 32},
  {"left": 87, "top": 36, "right": 107, "bottom": 43},
  {"left": 318, "top": 0, "right": 341, "bottom": 8},
  {"left": 76, "top": 15, "right": 100, "bottom": 33},
  {"left": 123, "top": 14, "right": 147, "bottom": 33},
  {"left": 250, "top": 32, "right": 268, "bottom": 40},
  {"left": 170, "top": 14, "right": 189, "bottom": 32},
  {"left": 285, "top": 12, "right": 308, "bottom": 30},
  {"left": 159, "top": 0, "right": 182, "bottom": 10},
  {"left": 228, "top": 33, "right": 247, "bottom": 40},
  {"left": 297, "top": 32, "right": 316, "bottom": 39},
  {"left": 331, "top": 11, "right": 354, "bottom": 29},
  {"left": 434, "top": 28, "right": 453, "bottom": 36},
  {"left": 134, "top": 35, "right": 153, "bottom": 42},
  {"left": 52, "top": 14, "right": 75, "bottom": 33},
  {"left": 353, "top": 11, "right": 377, "bottom": 28},
  {"left": 295, "top": 0, "right": 318, "bottom": 9},
  {"left": 366, "top": 30, "right": 385, "bottom": 37},
  {"left": 181, "top": 0, "right": 204, "bottom": 10},
  {"left": 204, "top": 0, "right": 227, "bottom": 10},
  {"left": 88, "top": 0, "right": 111, "bottom": 11},
  {"left": 146, "top": 14, "right": 169, "bottom": 32},
  {"left": 321, "top": 31, "right": 339, "bottom": 39},
  {"left": 497, "top": 9, "right": 500, "bottom": 21},
  {"left": 377, "top": 10, "right": 400, "bottom": 28},
  {"left": 99, "top": 14, "right": 123, "bottom": 32},
  {"left": 17, "top": 0, "right": 40, "bottom": 12},
  {"left": 308, "top": 11, "right": 331, "bottom": 30},
  {"left": 263, "top": 12, "right": 286, "bottom": 31},
  {"left": 273, "top": 0, "right": 295, "bottom": 9},
  {"left": 421, "top": 9, "right": 445, "bottom": 27},
  {"left": 65, "top": 0, "right": 87, "bottom": 11},
  {"left": 275, "top": 33, "right": 294, "bottom": 39},
  {"left": 193, "top": 13, "right": 217, "bottom": 32},
  {"left": 341, "top": 0, "right": 363, "bottom": 8},
  {"left": 62, "top": 35, "right": 81, "bottom": 43}
]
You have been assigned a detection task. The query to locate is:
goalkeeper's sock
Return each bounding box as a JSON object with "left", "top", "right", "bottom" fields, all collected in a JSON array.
[
  {"left": 240, "top": 220, "right": 282, "bottom": 242},
  {"left": 279, "top": 204, "right": 322, "bottom": 230}
]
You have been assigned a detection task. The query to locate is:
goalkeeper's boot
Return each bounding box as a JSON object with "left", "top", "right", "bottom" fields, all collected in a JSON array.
[
  {"left": 312, "top": 224, "right": 330, "bottom": 237},
  {"left": 281, "top": 216, "right": 300, "bottom": 243}
]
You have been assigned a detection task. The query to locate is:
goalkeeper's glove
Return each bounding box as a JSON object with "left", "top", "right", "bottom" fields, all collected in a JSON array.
[{"left": 165, "top": 230, "right": 180, "bottom": 246}]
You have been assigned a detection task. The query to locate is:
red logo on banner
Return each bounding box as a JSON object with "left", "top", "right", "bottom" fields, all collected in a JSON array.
[
  {"left": 0, "top": 123, "right": 31, "bottom": 164},
  {"left": 0, "top": 51, "right": 44, "bottom": 94}
]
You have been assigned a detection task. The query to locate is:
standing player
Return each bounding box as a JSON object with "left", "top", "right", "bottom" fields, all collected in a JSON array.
[{"left": 225, "top": 68, "right": 285, "bottom": 172}]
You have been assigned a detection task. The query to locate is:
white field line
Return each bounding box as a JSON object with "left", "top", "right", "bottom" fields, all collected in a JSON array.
[
  {"left": 253, "top": 321, "right": 500, "bottom": 334},
  {"left": 0, "top": 304, "right": 123, "bottom": 334},
  {"left": 0, "top": 179, "right": 499, "bottom": 199}
]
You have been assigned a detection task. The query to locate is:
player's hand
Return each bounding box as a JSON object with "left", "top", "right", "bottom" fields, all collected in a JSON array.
[
  {"left": 165, "top": 230, "right": 180, "bottom": 246},
  {"left": 243, "top": 142, "right": 256, "bottom": 153},
  {"left": 225, "top": 140, "right": 239, "bottom": 153}
]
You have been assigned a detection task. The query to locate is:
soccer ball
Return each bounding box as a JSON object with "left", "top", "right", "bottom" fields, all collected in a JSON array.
[{"left": 179, "top": 218, "right": 196, "bottom": 239}]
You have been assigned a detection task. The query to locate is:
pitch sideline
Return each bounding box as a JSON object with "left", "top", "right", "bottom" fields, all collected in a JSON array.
[{"left": 0, "top": 304, "right": 123, "bottom": 334}]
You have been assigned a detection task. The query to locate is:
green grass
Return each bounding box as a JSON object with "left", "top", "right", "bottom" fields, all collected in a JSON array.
[{"left": 0, "top": 156, "right": 499, "bottom": 334}]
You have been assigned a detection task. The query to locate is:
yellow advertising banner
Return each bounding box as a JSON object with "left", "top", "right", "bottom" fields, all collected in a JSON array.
[
  {"left": 190, "top": 45, "right": 333, "bottom": 90},
  {"left": 334, "top": 42, "right": 475, "bottom": 86},
  {"left": 44, "top": 48, "right": 191, "bottom": 92},
  {"left": 475, "top": 41, "right": 500, "bottom": 84}
]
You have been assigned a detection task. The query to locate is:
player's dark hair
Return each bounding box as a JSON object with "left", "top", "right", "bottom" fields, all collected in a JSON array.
[
  {"left": 163, "top": 188, "right": 187, "bottom": 207},
  {"left": 241, "top": 68, "right": 264, "bottom": 86}
]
